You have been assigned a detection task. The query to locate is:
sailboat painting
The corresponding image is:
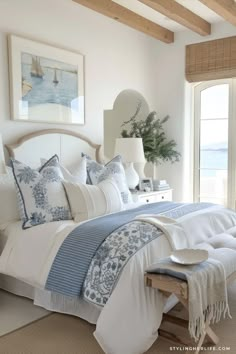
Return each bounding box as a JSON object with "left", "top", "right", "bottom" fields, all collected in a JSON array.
[
  {"left": 9, "top": 35, "right": 84, "bottom": 124},
  {"left": 21, "top": 52, "right": 78, "bottom": 109}
]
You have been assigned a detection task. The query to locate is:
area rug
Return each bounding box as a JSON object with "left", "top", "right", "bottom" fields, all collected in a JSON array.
[
  {"left": 0, "top": 289, "right": 50, "bottom": 336},
  {"left": 1, "top": 282, "right": 236, "bottom": 354}
]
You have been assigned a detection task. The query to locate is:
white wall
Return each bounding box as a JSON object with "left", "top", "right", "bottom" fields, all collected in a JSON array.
[
  {"left": 0, "top": 0, "right": 158, "bottom": 146},
  {"left": 150, "top": 22, "right": 236, "bottom": 202},
  {"left": 1, "top": 0, "right": 236, "bottom": 202}
]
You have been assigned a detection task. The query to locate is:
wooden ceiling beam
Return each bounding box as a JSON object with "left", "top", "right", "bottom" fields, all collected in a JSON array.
[
  {"left": 73, "top": 0, "right": 174, "bottom": 43},
  {"left": 200, "top": 0, "right": 236, "bottom": 26},
  {"left": 139, "top": 0, "right": 211, "bottom": 36}
]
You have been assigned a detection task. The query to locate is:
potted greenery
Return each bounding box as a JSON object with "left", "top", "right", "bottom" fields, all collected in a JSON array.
[{"left": 120, "top": 108, "right": 180, "bottom": 178}]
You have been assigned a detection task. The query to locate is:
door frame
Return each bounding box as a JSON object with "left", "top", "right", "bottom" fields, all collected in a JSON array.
[{"left": 193, "top": 79, "right": 234, "bottom": 208}]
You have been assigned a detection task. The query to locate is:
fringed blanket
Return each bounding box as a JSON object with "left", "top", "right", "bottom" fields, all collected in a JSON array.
[{"left": 146, "top": 256, "right": 231, "bottom": 340}]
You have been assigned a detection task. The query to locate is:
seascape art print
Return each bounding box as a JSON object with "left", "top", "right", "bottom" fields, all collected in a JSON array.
[
  {"left": 8, "top": 35, "right": 84, "bottom": 124},
  {"left": 21, "top": 53, "right": 78, "bottom": 108}
]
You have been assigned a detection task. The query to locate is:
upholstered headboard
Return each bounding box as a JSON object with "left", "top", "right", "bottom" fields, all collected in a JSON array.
[{"left": 5, "top": 129, "right": 103, "bottom": 169}]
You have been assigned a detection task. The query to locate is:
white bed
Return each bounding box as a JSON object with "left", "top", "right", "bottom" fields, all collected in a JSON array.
[
  {"left": 0, "top": 222, "right": 35, "bottom": 300},
  {"left": 1, "top": 129, "right": 236, "bottom": 354},
  {"left": 0, "top": 220, "right": 102, "bottom": 323},
  {"left": 1, "top": 129, "right": 106, "bottom": 321},
  {"left": 0, "top": 215, "right": 175, "bottom": 354}
]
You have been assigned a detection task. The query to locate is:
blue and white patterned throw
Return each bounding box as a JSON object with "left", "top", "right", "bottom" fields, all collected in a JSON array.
[
  {"left": 45, "top": 202, "right": 180, "bottom": 296},
  {"left": 45, "top": 202, "right": 214, "bottom": 304}
]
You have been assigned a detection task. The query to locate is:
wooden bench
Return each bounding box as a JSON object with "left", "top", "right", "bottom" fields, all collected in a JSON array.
[{"left": 145, "top": 271, "right": 236, "bottom": 354}]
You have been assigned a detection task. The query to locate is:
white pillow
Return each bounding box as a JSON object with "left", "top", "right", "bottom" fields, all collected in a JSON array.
[
  {"left": 63, "top": 178, "right": 124, "bottom": 222},
  {"left": 40, "top": 156, "right": 87, "bottom": 184},
  {"left": 0, "top": 167, "right": 20, "bottom": 230}
]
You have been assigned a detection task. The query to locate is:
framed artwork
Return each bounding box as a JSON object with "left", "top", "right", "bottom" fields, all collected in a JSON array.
[
  {"left": 8, "top": 34, "right": 84, "bottom": 125},
  {"left": 139, "top": 178, "right": 153, "bottom": 192}
]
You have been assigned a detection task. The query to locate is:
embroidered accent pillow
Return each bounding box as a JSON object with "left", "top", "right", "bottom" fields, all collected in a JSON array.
[
  {"left": 83, "top": 154, "right": 132, "bottom": 204},
  {"left": 40, "top": 156, "right": 87, "bottom": 184},
  {"left": 11, "top": 155, "right": 72, "bottom": 229},
  {"left": 63, "top": 178, "right": 124, "bottom": 222}
]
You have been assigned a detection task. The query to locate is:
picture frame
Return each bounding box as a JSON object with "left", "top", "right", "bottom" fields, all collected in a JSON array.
[
  {"left": 8, "top": 34, "right": 85, "bottom": 125},
  {"left": 139, "top": 178, "right": 153, "bottom": 192}
]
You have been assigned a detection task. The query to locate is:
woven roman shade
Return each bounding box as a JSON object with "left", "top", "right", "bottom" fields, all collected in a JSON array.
[{"left": 186, "top": 36, "right": 236, "bottom": 82}]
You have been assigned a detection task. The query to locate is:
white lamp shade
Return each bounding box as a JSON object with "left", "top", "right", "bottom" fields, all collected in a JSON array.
[
  {"left": 0, "top": 134, "right": 6, "bottom": 174},
  {"left": 114, "top": 138, "right": 145, "bottom": 163}
]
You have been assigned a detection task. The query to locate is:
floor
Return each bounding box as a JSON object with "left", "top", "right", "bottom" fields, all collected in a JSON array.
[
  {"left": 0, "top": 290, "right": 49, "bottom": 336},
  {"left": 0, "top": 285, "right": 236, "bottom": 353}
]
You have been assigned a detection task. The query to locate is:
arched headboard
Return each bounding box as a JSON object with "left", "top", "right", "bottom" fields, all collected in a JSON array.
[{"left": 5, "top": 129, "right": 103, "bottom": 169}]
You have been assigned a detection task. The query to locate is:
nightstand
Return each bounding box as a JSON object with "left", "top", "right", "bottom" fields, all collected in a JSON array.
[{"left": 131, "top": 189, "right": 173, "bottom": 204}]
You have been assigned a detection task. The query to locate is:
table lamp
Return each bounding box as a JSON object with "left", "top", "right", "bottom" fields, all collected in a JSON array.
[{"left": 115, "top": 138, "right": 145, "bottom": 189}]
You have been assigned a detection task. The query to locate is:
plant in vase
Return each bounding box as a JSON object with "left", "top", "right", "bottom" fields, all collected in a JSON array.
[{"left": 120, "top": 108, "right": 181, "bottom": 179}]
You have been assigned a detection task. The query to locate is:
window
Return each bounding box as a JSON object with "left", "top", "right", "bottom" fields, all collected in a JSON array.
[{"left": 194, "top": 79, "right": 236, "bottom": 208}]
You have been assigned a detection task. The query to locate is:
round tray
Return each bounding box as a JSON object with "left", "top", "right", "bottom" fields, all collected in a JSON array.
[{"left": 170, "top": 249, "right": 208, "bottom": 265}]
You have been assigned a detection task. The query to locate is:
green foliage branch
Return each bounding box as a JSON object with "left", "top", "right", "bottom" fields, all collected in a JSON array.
[{"left": 121, "top": 106, "right": 181, "bottom": 165}]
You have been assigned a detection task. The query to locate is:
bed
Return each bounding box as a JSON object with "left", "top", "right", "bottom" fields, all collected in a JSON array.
[
  {"left": 0, "top": 129, "right": 104, "bottom": 320},
  {"left": 1, "top": 129, "right": 236, "bottom": 354}
]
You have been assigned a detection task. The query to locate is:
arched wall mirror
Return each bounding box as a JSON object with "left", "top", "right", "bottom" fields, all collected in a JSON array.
[{"left": 103, "top": 89, "right": 149, "bottom": 160}]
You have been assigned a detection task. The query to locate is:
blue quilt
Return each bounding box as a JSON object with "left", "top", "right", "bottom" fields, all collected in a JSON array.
[{"left": 45, "top": 202, "right": 213, "bottom": 301}]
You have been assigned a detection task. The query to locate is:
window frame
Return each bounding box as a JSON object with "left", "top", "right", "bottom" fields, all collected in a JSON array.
[{"left": 193, "top": 78, "right": 235, "bottom": 208}]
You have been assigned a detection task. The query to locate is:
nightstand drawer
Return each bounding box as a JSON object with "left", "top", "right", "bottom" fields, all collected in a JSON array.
[
  {"left": 132, "top": 189, "right": 173, "bottom": 204},
  {"left": 139, "top": 195, "right": 157, "bottom": 204},
  {"left": 154, "top": 190, "right": 172, "bottom": 202}
]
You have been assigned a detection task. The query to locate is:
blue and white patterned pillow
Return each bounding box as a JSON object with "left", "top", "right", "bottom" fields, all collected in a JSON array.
[
  {"left": 83, "top": 154, "right": 132, "bottom": 204},
  {"left": 11, "top": 155, "right": 72, "bottom": 229}
]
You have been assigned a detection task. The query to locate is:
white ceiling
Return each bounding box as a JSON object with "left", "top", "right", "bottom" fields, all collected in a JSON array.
[{"left": 113, "top": 0, "right": 224, "bottom": 31}]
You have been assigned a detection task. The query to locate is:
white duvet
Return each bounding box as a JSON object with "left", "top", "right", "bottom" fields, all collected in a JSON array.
[{"left": 1, "top": 204, "right": 236, "bottom": 354}]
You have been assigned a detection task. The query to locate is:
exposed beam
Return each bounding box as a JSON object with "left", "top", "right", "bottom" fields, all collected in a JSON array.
[
  {"left": 73, "top": 0, "right": 174, "bottom": 43},
  {"left": 139, "top": 0, "right": 211, "bottom": 36},
  {"left": 200, "top": 0, "right": 236, "bottom": 26}
]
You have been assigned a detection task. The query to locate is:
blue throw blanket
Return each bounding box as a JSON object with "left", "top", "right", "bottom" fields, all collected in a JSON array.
[
  {"left": 83, "top": 202, "right": 214, "bottom": 306},
  {"left": 45, "top": 202, "right": 181, "bottom": 296},
  {"left": 46, "top": 202, "right": 214, "bottom": 299}
]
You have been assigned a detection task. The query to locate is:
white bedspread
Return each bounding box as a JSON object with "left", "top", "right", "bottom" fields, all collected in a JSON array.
[
  {"left": 1, "top": 205, "right": 236, "bottom": 354},
  {"left": 95, "top": 205, "right": 236, "bottom": 354}
]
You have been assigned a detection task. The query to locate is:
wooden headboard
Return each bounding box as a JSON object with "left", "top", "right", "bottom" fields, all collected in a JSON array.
[{"left": 5, "top": 129, "right": 103, "bottom": 169}]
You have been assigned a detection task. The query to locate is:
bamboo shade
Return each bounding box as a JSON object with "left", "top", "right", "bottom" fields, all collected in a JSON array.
[{"left": 186, "top": 36, "right": 236, "bottom": 82}]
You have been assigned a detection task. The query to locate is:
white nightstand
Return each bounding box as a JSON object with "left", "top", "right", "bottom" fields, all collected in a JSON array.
[{"left": 131, "top": 189, "right": 173, "bottom": 204}]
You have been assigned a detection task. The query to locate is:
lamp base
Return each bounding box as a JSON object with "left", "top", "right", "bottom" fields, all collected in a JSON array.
[
  {"left": 134, "top": 162, "right": 146, "bottom": 178},
  {"left": 125, "top": 162, "right": 139, "bottom": 190}
]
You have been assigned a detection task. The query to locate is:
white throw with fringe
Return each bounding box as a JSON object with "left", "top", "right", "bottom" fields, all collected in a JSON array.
[
  {"left": 137, "top": 214, "right": 232, "bottom": 340},
  {"left": 146, "top": 257, "right": 231, "bottom": 340}
]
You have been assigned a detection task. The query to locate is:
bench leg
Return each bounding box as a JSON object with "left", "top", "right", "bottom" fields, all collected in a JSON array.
[
  {"left": 195, "top": 330, "right": 206, "bottom": 353},
  {"left": 161, "top": 296, "right": 219, "bottom": 354},
  {"left": 194, "top": 312, "right": 219, "bottom": 354},
  {"left": 206, "top": 326, "right": 219, "bottom": 345}
]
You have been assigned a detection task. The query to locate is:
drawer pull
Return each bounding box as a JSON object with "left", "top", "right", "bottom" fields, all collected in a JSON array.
[
  {"left": 162, "top": 196, "right": 164, "bottom": 199},
  {"left": 146, "top": 199, "right": 149, "bottom": 203}
]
